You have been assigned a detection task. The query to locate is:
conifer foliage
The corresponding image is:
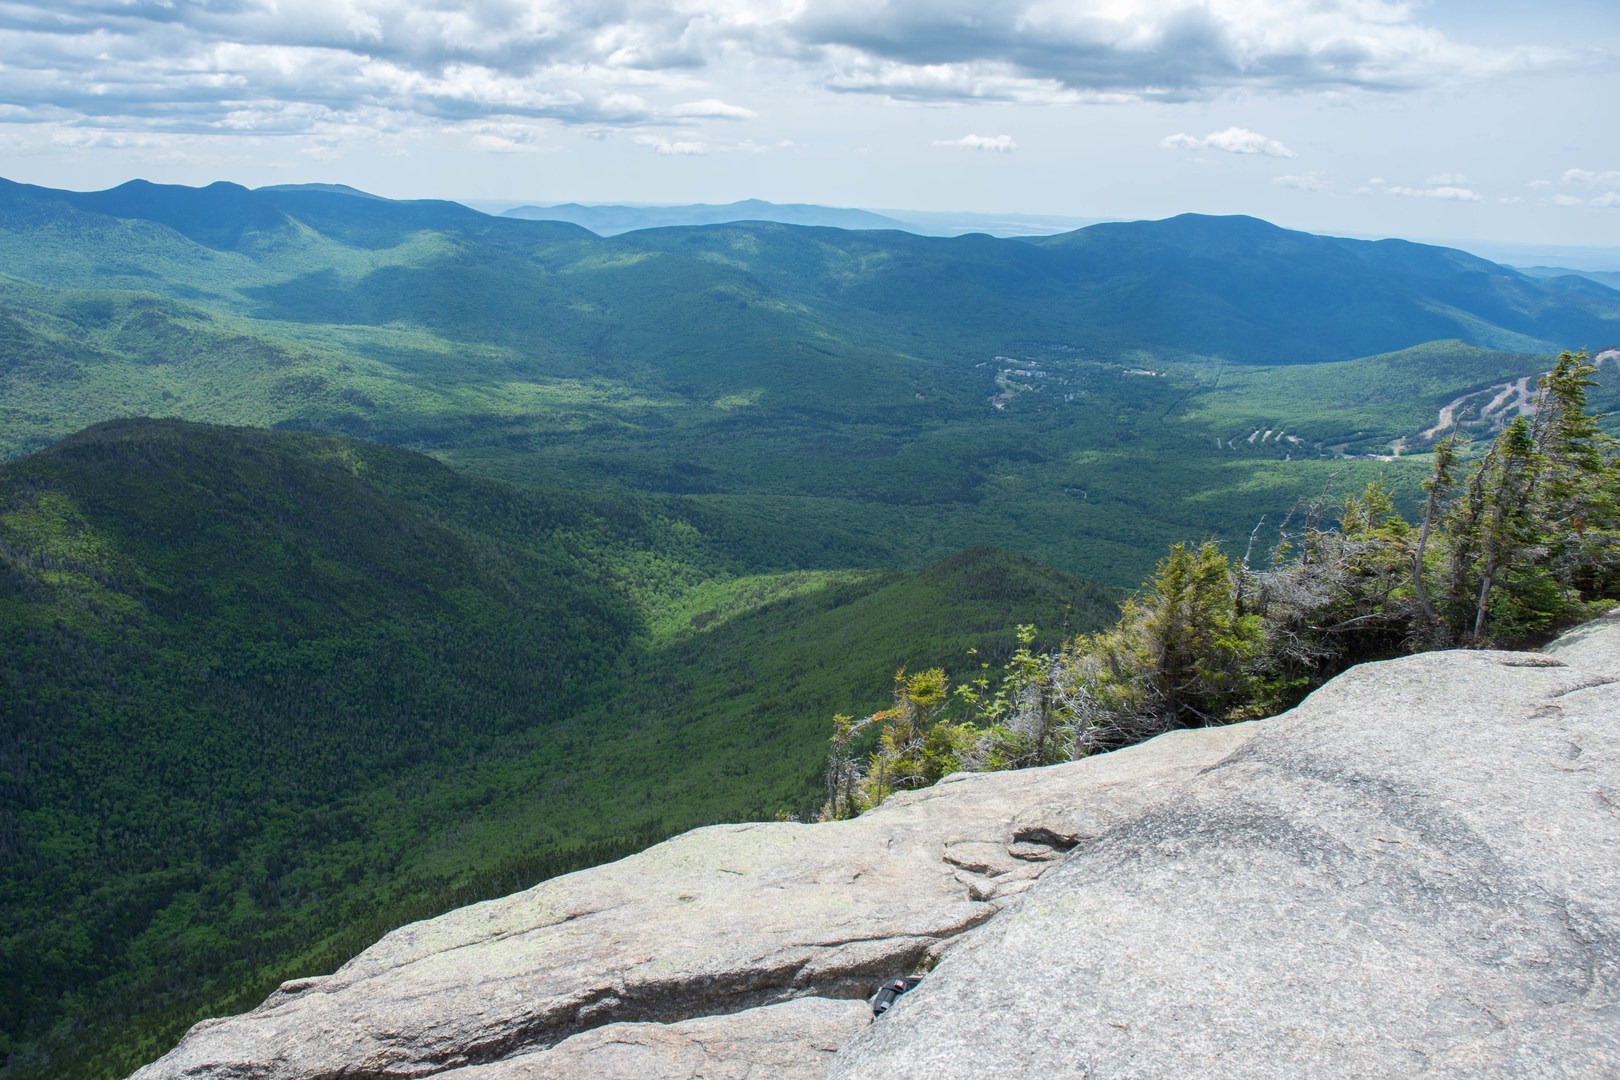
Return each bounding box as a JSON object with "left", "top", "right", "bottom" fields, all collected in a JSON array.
[{"left": 826, "top": 352, "right": 1620, "bottom": 817}]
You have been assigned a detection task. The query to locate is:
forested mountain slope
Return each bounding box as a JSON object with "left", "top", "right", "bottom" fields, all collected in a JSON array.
[{"left": 0, "top": 419, "right": 1116, "bottom": 1079}]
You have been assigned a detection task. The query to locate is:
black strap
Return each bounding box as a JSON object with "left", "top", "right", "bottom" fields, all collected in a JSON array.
[{"left": 870, "top": 975, "right": 925, "bottom": 1017}]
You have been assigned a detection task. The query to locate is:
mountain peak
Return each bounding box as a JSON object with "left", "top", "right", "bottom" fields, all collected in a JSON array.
[
  {"left": 254, "top": 182, "right": 387, "bottom": 200},
  {"left": 55, "top": 177, "right": 286, "bottom": 250}
]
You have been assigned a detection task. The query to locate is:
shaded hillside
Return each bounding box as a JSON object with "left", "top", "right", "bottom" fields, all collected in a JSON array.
[
  {"left": 571, "top": 547, "right": 1117, "bottom": 822},
  {"left": 0, "top": 419, "right": 650, "bottom": 1075},
  {"left": 0, "top": 420, "right": 1117, "bottom": 1080}
]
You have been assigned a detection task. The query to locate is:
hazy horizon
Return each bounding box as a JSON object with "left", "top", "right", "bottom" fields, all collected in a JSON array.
[
  {"left": 15, "top": 173, "right": 1620, "bottom": 269},
  {"left": 0, "top": 1, "right": 1614, "bottom": 248}
]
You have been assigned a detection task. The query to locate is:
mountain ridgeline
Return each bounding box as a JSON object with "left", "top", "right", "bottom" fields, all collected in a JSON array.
[
  {"left": 498, "top": 197, "right": 917, "bottom": 234},
  {"left": 2, "top": 177, "right": 1613, "bottom": 364}
]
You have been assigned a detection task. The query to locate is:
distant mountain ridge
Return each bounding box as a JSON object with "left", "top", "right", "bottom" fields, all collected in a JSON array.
[
  {"left": 1020, "top": 213, "right": 1620, "bottom": 358},
  {"left": 493, "top": 199, "right": 1101, "bottom": 237},
  {"left": 500, "top": 198, "right": 914, "bottom": 234},
  {"left": 1, "top": 177, "right": 1613, "bottom": 365},
  {"left": 256, "top": 182, "right": 388, "bottom": 200},
  {"left": 1515, "top": 265, "right": 1620, "bottom": 292}
]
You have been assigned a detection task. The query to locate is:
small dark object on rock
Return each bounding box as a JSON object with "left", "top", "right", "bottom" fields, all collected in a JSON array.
[{"left": 869, "top": 976, "right": 924, "bottom": 1019}]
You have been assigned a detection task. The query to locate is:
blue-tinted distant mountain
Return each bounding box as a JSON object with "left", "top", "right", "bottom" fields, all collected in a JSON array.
[
  {"left": 22, "top": 176, "right": 1620, "bottom": 586},
  {"left": 494, "top": 199, "right": 1098, "bottom": 237},
  {"left": 32, "top": 177, "right": 289, "bottom": 249},
  {"left": 252, "top": 183, "right": 592, "bottom": 247},
  {"left": 1024, "top": 213, "right": 1620, "bottom": 358},
  {"left": 1514, "top": 265, "right": 1620, "bottom": 293},
  {"left": 500, "top": 198, "right": 912, "bottom": 234},
  {"left": 0, "top": 175, "right": 591, "bottom": 257},
  {"left": 1435, "top": 238, "right": 1620, "bottom": 274},
  {"left": 1, "top": 179, "right": 1615, "bottom": 367},
  {"left": 875, "top": 208, "right": 1105, "bottom": 237},
  {"left": 256, "top": 182, "right": 389, "bottom": 200}
]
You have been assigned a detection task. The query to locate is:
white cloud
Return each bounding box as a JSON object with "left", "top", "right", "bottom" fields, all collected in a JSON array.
[
  {"left": 462, "top": 121, "right": 559, "bottom": 154},
  {"left": 1429, "top": 186, "right": 1482, "bottom": 202},
  {"left": 1360, "top": 179, "right": 1484, "bottom": 201},
  {"left": 667, "top": 99, "right": 759, "bottom": 120},
  {"left": 1562, "top": 168, "right": 1620, "bottom": 187},
  {"left": 1273, "top": 171, "right": 1328, "bottom": 192},
  {"left": 822, "top": 57, "right": 1095, "bottom": 105},
  {"left": 1383, "top": 184, "right": 1482, "bottom": 202},
  {"left": 1161, "top": 127, "right": 1297, "bottom": 158},
  {"left": 1498, "top": 196, "right": 1521, "bottom": 204},
  {"left": 49, "top": 129, "right": 186, "bottom": 151},
  {"left": 932, "top": 133, "right": 1016, "bottom": 152},
  {"left": 1530, "top": 170, "right": 1620, "bottom": 207},
  {"left": 0, "top": 1, "right": 714, "bottom": 141},
  {"left": 1522, "top": 167, "right": 1620, "bottom": 210},
  {"left": 635, "top": 134, "right": 710, "bottom": 155},
  {"left": 1544, "top": 190, "right": 1620, "bottom": 210}
]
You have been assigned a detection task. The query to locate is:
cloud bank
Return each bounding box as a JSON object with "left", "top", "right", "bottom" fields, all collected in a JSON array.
[
  {"left": 635, "top": 135, "right": 710, "bottom": 155},
  {"left": 1358, "top": 179, "right": 1484, "bottom": 202},
  {"left": 1273, "top": 171, "right": 1327, "bottom": 192},
  {"left": 1528, "top": 167, "right": 1620, "bottom": 209},
  {"left": 0, "top": 0, "right": 1557, "bottom": 146}
]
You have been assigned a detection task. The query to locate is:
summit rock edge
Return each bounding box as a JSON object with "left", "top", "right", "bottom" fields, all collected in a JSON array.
[{"left": 134, "top": 613, "right": 1620, "bottom": 1079}]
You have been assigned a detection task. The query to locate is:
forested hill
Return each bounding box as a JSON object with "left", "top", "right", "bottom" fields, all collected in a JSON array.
[
  {"left": 0, "top": 177, "right": 1614, "bottom": 368},
  {"left": 1026, "top": 214, "right": 1620, "bottom": 360},
  {"left": 0, "top": 418, "right": 647, "bottom": 1075},
  {"left": 0, "top": 418, "right": 1118, "bottom": 1080}
]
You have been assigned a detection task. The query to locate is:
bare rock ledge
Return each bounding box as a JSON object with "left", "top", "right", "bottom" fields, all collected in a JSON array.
[{"left": 134, "top": 613, "right": 1620, "bottom": 1079}]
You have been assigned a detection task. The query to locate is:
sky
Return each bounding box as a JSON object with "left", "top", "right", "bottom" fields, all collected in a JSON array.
[{"left": 1, "top": 0, "right": 1617, "bottom": 249}]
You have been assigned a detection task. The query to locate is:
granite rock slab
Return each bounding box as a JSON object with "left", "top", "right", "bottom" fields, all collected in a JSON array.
[
  {"left": 826, "top": 631, "right": 1620, "bottom": 1078},
  {"left": 131, "top": 712, "right": 1254, "bottom": 1079}
]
